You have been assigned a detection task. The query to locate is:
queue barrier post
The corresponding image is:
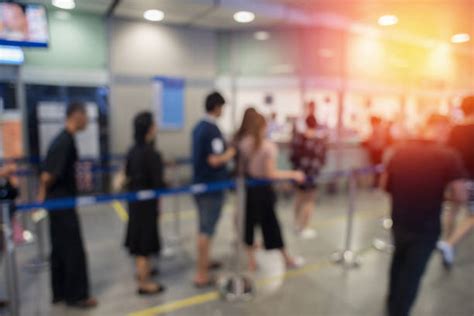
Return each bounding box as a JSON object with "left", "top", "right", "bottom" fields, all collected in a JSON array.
[
  {"left": 162, "top": 162, "right": 185, "bottom": 259},
  {"left": 24, "top": 209, "right": 49, "bottom": 272},
  {"left": 2, "top": 201, "right": 20, "bottom": 316},
  {"left": 331, "top": 169, "right": 361, "bottom": 268},
  {"left": 218, "top": 176, "right": 255, "bottom": 302},
  {"left": 373, "top": 217, "right": 394, "bottom": 253}
]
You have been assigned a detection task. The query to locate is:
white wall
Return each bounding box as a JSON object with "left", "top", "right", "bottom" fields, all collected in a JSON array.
[{"left": 109, "top": 18, "right": 218, "bottom": 160}]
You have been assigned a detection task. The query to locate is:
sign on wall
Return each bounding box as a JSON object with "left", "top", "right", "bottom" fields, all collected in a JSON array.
[
  {"left": 0, "top": 110, "right": 23, "bottom": 159},
  {"left": 153, "top": 76, "right": 185, "bottom": 131}
]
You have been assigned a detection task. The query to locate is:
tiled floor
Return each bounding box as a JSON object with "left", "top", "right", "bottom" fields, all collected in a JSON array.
[{"left": 2, "top": 188, "right": 473, "bottom": 316}]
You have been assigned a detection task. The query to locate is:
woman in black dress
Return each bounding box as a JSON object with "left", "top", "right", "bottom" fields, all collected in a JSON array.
[{"left": 125, "top": 112, "right": 166, "bottom": 295}]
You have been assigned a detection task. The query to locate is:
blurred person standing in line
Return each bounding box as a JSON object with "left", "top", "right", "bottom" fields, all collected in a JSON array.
[
  {"left": 191, "top": 92, "right": 236, "bottom": 287},
  {"left": 124, "top": 112, "right": 166, "bottom": 295},
  {"left": 290, "top": 101, "right": 328, "bottom": 239},
  {"left": 366, "top": 116, "right": 392, "bottom": 187},
  {"left": 381, "top": 114, "right": 467, "bottom": 316},
  {"left": 0, "top": 164, "right": 18, "bottom": 309},
  {"left": 37, "top": 103, "right": 98, "bottom": 308},
  {"left": 438, "top": 95, "right": 474, "bottom": 268},
  {"left": 239, "top": 112, "right": 306, "bottom": 271}
]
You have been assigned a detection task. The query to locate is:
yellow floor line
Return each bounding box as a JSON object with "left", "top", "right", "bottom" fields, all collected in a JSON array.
[
  {"left": 129, "top": 247, "right": 375, "bottom": 316},
  {"left": 112, "top": 201, "right": 129, "bottom": 222},
  {"left": 129, "top": 291, "right": 220, "bottom": 316}
]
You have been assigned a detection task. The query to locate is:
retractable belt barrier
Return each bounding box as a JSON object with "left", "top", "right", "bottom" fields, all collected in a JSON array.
[
  {"left": 1, "top": 165, "right": 384, "bottom": 316},
  {"left": 15, "top": 165, "right": 384, "bottom": 213}
]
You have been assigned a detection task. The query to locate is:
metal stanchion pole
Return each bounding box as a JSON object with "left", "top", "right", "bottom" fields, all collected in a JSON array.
[
  {"left": 331, "top": 170, "right": 361, "bottom": 268},
  {"left": 162, "top": 163, "right": 184, "bottom": 259},
  {"left": 219, "top": 177, "right": 254, "bottom": 301},
  {"left": 2, "top": 201, "right": 20, "bottom": 316},
  {"left": 373, "top": 217, "right": 394, "bottom": 253},
  {"left": 24, "top": 209, "right": 49, "bottom": 272}
]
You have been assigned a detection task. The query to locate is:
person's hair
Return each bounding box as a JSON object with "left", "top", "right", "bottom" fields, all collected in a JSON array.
[
  {"left": 370, "top": 116, "right": 382, "bottom": 126},
  {"left": 461, "top": 95, "right": 474, "bottom": 116},
  {"left": 235, "top": 107, "right": 258, "bottom": 142},
  {"left": 248, "top": 113, "right": 267, "bottom": 152},
  {"left": 66, "top": 102, "right": 86, "bottom": 118},
  {"left": 133, "top": 112, "right": 154, "bottom": 145},
  {"left": 205, "top": 92, "right": 226, "bottom": 113}
]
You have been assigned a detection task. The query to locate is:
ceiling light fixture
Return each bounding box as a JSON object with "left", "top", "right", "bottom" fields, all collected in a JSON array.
[
  {"left": 234, "top": 11, "right": 255, "bottom": 24},
  {"left": 378, "top": 15, "right": 398, "bottom": 26},
  {"left": 144, "top": 9, "right": 165, "bottom": 22},
  {"left": 254, "top": 31, "right": 270, "bottom": 40},
  {"left": 52, "top": 0, "right": 76, "bottom": 10},
  {"left": 451, "top": 33, "right": 470, "bottom": 43}
]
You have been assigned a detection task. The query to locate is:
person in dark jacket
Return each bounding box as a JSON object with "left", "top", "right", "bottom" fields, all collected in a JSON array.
[
  {"left": 381, "top": 114, "right": 467, "bottom": 316},
  {"left": 125, "top": 112, "right": 166, "bottom": 295}
]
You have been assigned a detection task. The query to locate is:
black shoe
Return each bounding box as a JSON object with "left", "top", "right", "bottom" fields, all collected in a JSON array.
[
  {"left": 137, "top": 284, "right": 166, "bottom": 296},
  {"left": 208, "top": 261, "right": 223, "bottom": 270},
  {"left": 0, "top": 300, "right": 8, "bottom": 308}
]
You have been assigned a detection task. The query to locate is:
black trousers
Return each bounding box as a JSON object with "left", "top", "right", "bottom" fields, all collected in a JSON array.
[
  {"left": 387, "top": 230, "right": 437, "bottom": 316},
  {"left": 244, "top": 185, "right": 284, "bottom": 250},
  {"left": 48, "top": 209, "right": 90, "bottom": 303}
]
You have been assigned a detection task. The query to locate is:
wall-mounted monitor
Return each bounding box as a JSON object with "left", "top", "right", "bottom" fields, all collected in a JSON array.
[
  {"left": 0, "top": 45, "right": 24, "bottom": 64},
  {"left": 0, "top": 2, "right": 49, "bottom": 48}
]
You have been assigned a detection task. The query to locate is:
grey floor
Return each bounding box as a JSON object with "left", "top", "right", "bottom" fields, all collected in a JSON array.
[{"left": 2, "top": 188, "right": 474, "bottom": 316}]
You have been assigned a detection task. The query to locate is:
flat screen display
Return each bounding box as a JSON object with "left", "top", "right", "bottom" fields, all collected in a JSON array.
[
  {"left": 0, "top": 2, "right": 49, "bottom": 47},
  {"left": 0, "top": 45, "right": 24, "bottom": 64}
]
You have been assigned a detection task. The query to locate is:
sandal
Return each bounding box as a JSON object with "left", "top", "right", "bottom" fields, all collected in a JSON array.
[
  {"left": 137, "top": 284, "right": 166, "bottom": 296},
  {"left": 193, "top": 278, "right": 216, "bottom": 289},
  {"left": 208, "top": 261, "right": 223, "bottom": 270}
]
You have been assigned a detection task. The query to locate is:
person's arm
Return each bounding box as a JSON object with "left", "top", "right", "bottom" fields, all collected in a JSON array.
[
  {"left": 0, "top": 165, "right": 16, "bottom": 178},
  {"left": 379, "top": 172, "right": 389, "bottom": 192},
  {"left": 37, "top": 137, "right": 70, "bottom": 202},
  {"left": 263, "top": 145, "right": 304, "bottom": 183},
  {"left": 37, "top": 172, "right": 55, "bottom": 202},
  {"left": 448, "top": 180, "right": 468, "bottom": 204},
  {"left": 207, "top": 147, "right": 236, "bottom": 168},
  {"left": 150, "top": 151, "right": 166, "bottom": 189},
  {"left": 444, "top": 150, "right": 469, "bottom": 204}
]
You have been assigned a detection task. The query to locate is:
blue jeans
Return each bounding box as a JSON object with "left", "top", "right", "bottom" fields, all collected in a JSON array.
[{"left": 194, "top": 192, "right": 225, "bottom": 237}]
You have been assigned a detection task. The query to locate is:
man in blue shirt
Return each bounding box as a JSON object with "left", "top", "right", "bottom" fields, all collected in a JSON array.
[{"left": 192, "top": 92, "right": 236, "bottom": 287}]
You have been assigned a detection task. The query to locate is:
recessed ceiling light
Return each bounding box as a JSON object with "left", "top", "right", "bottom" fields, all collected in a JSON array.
[
  {"left": 378, "top": 15, "right": 398, "bottom": 26},
  {"left": 52, "top": 0, "right": 76, "bottom": 10},
  {"left": 234, "top": 11, "right": 255, "bottom": 24},
  {"left": 254, "top": 31, "right": 270, "bottom": 40},
  {"left": 144, "top": 9, "right": 165, "bottom": 22},
  {"left": 451, "top": 33, "right": 470, "bottom": 43}
]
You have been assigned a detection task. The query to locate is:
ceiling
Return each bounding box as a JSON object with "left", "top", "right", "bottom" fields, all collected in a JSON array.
[
  {"left": 39, "top": 0, "right": 474, "bottom": 49},
  {"left": 264, "top": 0, "right": 474, "bottom": 44}
]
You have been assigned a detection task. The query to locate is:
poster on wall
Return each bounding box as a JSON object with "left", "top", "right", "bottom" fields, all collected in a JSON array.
[
  {"left": 37, "top": 102, "right": 100, "bottom": 159},
  {"left": 0, "top": 110, "right": 23, "bottom": 159},
  {"left": 153, "top": 76, "right": 185, "bottom": 131}
]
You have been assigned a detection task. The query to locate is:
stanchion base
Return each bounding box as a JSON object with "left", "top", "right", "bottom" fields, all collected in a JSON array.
[
  {"left": 218, "top": 274, "right": 255, "bottom": 302},
  {"left": 373, "top": 238, "right": 394, "bottom": 253},
  {"left": 331, "top": 250, "right": 361, "bottom": 269}
]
